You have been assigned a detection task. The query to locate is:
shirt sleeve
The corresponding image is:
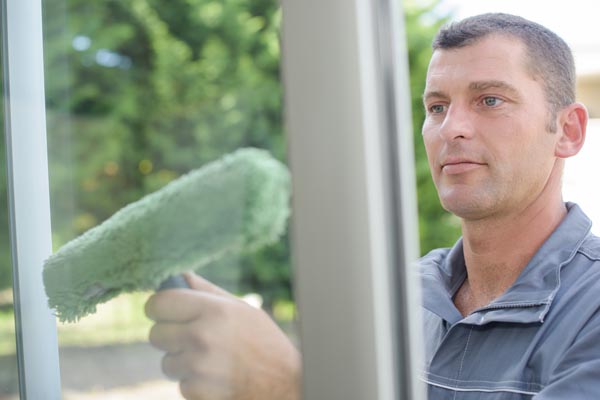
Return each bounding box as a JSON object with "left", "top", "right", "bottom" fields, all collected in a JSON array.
[{"left": 534, "top": 312, "right": 600, "bottom": 399}]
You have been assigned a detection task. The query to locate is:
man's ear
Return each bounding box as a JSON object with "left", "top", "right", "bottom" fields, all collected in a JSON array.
[{"left": 555, "top": 102, "right": 588, "bottom": 158}]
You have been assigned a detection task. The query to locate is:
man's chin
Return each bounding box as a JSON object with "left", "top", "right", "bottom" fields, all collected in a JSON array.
[{"left": 440, "top": 197, "right": 493, "bottom": 221}]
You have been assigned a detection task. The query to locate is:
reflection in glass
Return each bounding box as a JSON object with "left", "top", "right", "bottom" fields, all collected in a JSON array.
[{"left": 42, "top": 0, "right": 294, "bottom": 398}]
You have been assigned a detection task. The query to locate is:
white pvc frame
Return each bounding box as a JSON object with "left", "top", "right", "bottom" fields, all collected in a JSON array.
[
  {"left": 281, "top": 0, "right": 425, "bottom": 399},
  {"left": 2, "top": 0, "right": 62, "bottom": 398}
]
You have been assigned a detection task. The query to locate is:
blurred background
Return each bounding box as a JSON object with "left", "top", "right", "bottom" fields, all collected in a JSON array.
[{"left": 1, "top": 0, "right": 598, "bottom": 398}]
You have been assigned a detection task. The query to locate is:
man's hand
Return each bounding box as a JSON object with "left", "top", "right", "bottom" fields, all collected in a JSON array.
[{"left": 145, "top": 272, "right": 302, "bottom": 400}]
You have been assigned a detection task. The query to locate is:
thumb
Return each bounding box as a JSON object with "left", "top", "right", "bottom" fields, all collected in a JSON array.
[{"left": 183, "top": 272, "right": 235, "bottom": 298}]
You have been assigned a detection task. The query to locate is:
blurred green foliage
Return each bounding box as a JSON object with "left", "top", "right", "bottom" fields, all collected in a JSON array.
[
  {"left": 41, "top": 0, "right": 290, "bottom": 308},
  {"left": 0, "top": 0, "right": 459, "bottom": 305}
]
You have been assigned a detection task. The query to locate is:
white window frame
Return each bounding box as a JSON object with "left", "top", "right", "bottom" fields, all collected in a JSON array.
[
  {"left": 281, "top": 0, "right": 425, "bottom": 399},
  {"left": 2, "top": 0, "right": 62, "bottom": 398}
]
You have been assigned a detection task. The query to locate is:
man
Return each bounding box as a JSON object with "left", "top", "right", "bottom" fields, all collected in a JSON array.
[
  {"left": 419, "top": 13, "right": 599, "bottom": 399},
  {"left": 145, "top": 13, "right": 600, "bottom": 400}
]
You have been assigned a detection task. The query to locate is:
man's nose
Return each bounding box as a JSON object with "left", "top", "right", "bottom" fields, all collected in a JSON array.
[{"left": 438, "top": 104, "right": 475, "bottom": 141}]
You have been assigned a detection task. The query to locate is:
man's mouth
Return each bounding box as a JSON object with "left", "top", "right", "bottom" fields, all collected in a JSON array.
[{"left": 441, "top": 158, "right": 485, "bottom": 175}]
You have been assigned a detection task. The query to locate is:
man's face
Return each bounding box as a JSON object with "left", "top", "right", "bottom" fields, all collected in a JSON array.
[{"left": 422, "top": 34, "right": 561, "bottom": 221}]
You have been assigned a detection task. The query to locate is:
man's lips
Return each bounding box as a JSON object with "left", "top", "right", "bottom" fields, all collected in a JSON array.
[{"left": 441, "top": 160, "right": 485, "bottom": 175}]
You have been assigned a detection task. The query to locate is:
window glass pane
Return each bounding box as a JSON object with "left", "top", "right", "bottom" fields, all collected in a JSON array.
[
  {"left": 42, "top": 1, "right": 295, "bottom": 398},
  {"left": 0, "top": 31, "right": 21, "bottom": 400}
]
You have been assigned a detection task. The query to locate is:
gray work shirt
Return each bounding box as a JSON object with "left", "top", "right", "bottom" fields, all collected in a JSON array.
[{"left": 421, "top": 203, "right": 600, "bottom": 399}]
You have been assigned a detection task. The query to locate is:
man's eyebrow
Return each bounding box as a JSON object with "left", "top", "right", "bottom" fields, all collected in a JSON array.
[
  {"left": 422, "top": 90, "right": 448, "bottom": 104},
  {"left": 422, "top": 81, "right": 522, "bottom": 105},
  {"left": 468, "top": 80, "right": 521, "bottom": 98}
]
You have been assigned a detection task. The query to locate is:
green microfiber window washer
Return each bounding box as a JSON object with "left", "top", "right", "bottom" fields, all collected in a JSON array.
[{"left": 43, "top": 148, "right": 291, "bottom": 323}]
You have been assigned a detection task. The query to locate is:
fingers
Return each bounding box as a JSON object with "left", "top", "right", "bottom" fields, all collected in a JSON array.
[
  {"left": 149, "top": 316, "right": 227, "bottom": 354},
  {"left": 145, "top": 290, "right": 196, "bottom": 322},
  {"left": 146, "top": 273, "right": 240, "bottom": 323},
  {"left": 145, "top": 273, "right": 303, "bottom": 400},
  {"left": 162, "top": 351, "right": 195, "bottom": 381},
  {"left": 149, "top": 322, "right": 191, "bottom": 353},
  {"left": 162, "top": 351, "right": 238, "bottom": 400},
  {"left": 146, "top": 278, "right": 241, "bottom": 355},
  {"left": 161, "top": 350, "right": 232, "bottom": 382},
  {"left": 145, "top": 287, "right": 232, "bottom": 322}
]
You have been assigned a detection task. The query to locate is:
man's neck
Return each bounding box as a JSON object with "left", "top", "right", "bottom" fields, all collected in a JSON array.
[{"left": 454, "top": 198, "right": 567, "bottom": 317}]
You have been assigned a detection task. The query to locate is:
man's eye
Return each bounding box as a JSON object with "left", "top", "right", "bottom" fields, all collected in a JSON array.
[
  {"left": 483, "top": 96, "right": 503, "bottom": 107},
  {"left": 429, "top": 104, "right": 445, "bottom": 114}
]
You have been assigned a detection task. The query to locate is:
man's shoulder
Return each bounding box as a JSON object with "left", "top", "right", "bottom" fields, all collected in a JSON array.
[{"left": 418, "top": 247, "right": 453, "bottom": 272}]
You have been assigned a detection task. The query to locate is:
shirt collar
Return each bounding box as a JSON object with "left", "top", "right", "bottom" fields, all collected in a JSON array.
[{"left": 421, "top": 202, "right": 592, "bottom": 326}]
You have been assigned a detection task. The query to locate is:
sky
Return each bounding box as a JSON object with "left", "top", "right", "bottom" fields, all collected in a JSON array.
[{"left": 428, "top": 0, "right": 600, "bottom": 232}]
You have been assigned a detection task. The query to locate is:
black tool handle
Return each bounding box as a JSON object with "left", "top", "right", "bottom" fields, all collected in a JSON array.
[{"left": 158, "top": 274, "right": 190, "bottom": 290}]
